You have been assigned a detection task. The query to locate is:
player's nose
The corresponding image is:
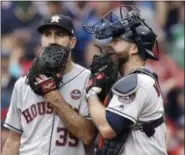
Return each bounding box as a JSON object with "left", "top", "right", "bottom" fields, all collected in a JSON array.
[{"left": 49, "top": 36, "right": 57, "bottom": 45}]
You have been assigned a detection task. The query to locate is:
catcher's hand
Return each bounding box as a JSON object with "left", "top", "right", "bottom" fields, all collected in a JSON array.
[
  {"left": 87, "top": 45, "right": 119, "bottom": 101},
  {"left": 26, "top": 45, "right": 70, "bottom": 96}
]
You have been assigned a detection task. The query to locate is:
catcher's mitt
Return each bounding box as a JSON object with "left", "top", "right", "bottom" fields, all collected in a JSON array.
[
  {"left": 87, "top": 45, "right": 119, "bottom": 101},
  {"left": 26, "top": 45, "right": 70, "bottom": 96}
]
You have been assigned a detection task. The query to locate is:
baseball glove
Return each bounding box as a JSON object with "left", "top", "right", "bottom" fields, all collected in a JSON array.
[
  {"left": 87, "top": 45, "right": 119, "bottom": 101},
  {"left": 26, "top": 45, "right": 70, "bottom": 96}
]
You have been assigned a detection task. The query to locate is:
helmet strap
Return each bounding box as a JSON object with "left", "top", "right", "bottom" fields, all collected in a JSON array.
[{"left": 155, "top": 40, "right": 160, "bottom": 60}]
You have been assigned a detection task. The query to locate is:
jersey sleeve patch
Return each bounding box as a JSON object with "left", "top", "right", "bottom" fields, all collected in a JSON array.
[
  {"left": 106, "top": 86, "right": 147, "bottom": 124},
  {"left": 112, "top": 74, "right": 138, "bottom": 97},
  {"left": 118, "top": 93, "right": 136, "bottom": 104}
]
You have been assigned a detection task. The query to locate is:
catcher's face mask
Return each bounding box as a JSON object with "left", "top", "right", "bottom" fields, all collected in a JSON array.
[{"left": 83, "top": 5, "right": 159, "bottom": 61}]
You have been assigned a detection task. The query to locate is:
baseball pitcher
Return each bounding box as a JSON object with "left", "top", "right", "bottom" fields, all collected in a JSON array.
[{"left": 2, "top": 15, "right": 97, "bottom": 155}]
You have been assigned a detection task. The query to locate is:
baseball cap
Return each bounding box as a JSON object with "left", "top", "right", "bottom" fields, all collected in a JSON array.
[{"left": 37, "top": 15, "right": 74, "bottom": 35}]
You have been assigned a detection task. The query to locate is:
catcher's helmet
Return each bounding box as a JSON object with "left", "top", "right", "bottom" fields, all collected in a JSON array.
[{"left": 83, "top": 5, "right": 159, "bottom": 61}]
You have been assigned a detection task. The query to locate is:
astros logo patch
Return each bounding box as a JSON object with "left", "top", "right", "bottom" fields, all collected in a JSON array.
[
  {"left": 70, "top": 89, "right": 81, "bottom": 100},
  {"left": 118, "top": 93, "right": 136, "bottom": 104}
]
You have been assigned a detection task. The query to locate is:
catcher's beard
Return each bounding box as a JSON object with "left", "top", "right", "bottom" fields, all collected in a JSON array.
[{"left": 118, "top": 52, "right": 129, "bottom": 66}]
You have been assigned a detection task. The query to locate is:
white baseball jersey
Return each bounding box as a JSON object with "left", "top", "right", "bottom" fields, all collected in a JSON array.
[
  {"left": 4, "top": 63, "right": 92, "bottom": 155},
  {"left": 106, "top": 73, "right": 168, "bottom": 155}
]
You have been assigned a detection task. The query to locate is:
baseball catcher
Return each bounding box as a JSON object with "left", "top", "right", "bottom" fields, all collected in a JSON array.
[{"left": 84, "top": 5, "right": 167, "bottom": 155}]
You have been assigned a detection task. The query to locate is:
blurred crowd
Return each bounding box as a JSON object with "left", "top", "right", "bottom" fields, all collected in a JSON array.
[{"left": 1, "top": 1, "right": 184, "bottom": 155}]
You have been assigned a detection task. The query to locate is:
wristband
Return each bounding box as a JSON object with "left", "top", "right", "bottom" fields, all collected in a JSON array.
[{"left": 86, "top": 89, "right": 97, "bottom": 99}]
